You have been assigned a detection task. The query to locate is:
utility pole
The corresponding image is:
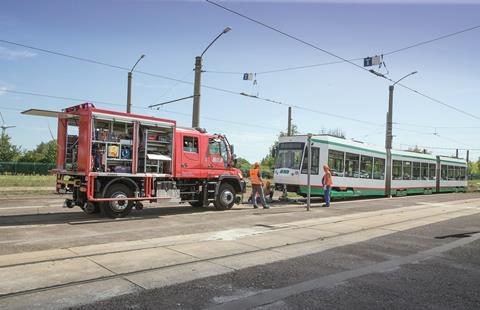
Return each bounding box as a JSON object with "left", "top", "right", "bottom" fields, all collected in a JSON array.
[
  {"left": 306, "top": 133, "right": 312, "bottom": 211},
  {"left": 456, "top": 149, "right": 459, "bottom": 158},
  {"left": 192, "top": 27, "right": 231, "bottom": 128},
  {"left": 126, "top": 54, "right": 145, "bottom": 114},
  {"left": 287, "top": 106, "right": 292, "bottom": 136},
  {"left": 192, "top": 56, "right": 202, "bottom": 128},
  {"left": 127, "top": 72, "right": 133, "bottom": 113},
  {"left": 383, "top": 71, "right": 418, "bottom": 198}
]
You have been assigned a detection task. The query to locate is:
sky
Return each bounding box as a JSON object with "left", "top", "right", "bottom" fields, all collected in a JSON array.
[{"left": 0, "top": 0, "right": 479, "bottom": 162}]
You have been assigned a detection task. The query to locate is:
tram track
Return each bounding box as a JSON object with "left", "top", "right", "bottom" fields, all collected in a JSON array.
[
  {"left": 1, "top": 198, "right": 478, "bottom": 269},
  {"left": 1, "top": 199, "right": 479, "bottom": 301}
]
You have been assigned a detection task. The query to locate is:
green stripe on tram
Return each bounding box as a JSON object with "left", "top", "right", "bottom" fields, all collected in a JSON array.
[
  {"left": 298, "top": 186, "right": 466, "bottom": 197},
  {"left": 298, "top": 186, "right": 385, "bottom": 197},
  {"left": 311, "top": 138, "right": 385, "bottom": 156},
  {"left": 310, "top": 138, "right": 437, "bottom": 162},
  {"left": 439, "top": 187, "right": 466, "bottom": 193},
  {"left": 440, "top": 159, "right": 466, "bottom": 165}
]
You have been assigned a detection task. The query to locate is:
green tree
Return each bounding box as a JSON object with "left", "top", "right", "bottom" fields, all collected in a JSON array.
[
  {"left": 407, "top": 145, "right": 431, "bottom": 154},
  {"left": 467, "top": 158, "right": 480, "bottom": 175},
  {"left": 0, "top": 133, "right": 21, "bottom": 161},
  {"left": 236, "top": 157, "right": 251, "bottom": 170},
  {"left": 319, "top": 127, "right": 346, "bottom": 138},
  {"left": 19, "top": 140, "right": 57, "bottom": 163}
]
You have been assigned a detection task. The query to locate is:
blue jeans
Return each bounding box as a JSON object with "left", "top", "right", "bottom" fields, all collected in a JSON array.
[
  {"left": 251, "top": 184, "right": 267, "bottom": 207},
  {"left": 324, "top": 185, "right": 331, "bottom": 207}
]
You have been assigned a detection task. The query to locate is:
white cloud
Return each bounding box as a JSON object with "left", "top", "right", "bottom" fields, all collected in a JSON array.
[{"left": 0, "top": 46, "right": 36, "bottom": 60}]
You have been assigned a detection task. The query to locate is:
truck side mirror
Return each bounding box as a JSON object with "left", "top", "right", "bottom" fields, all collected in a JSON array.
[{"left": 230, "top": 144, "right": 235, "bottom": 156}]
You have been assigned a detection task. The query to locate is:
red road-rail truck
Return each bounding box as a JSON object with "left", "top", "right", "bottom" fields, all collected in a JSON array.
[{"left": 23, "top": 103, "right": 245, "bottom": 218}]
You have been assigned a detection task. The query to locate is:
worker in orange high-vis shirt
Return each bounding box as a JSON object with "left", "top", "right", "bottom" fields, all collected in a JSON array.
[
  {"left": 322, "top": 164, "right": 333, "bottom": 207},
  {"left": 249, "top": 162, "right": 269, "bottom": 209}
]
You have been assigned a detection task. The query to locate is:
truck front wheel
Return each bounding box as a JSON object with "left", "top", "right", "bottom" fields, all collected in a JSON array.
[
  {"left": 214, "top": 183, "right": 235, "bottom": 210},
  {"left": 102, "top": 184, "right": 134, "bottom": 218}
]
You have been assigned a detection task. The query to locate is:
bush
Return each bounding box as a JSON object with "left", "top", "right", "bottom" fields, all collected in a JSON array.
[{"left": 0, "top": 162, "right": 55, "bottom": 175}]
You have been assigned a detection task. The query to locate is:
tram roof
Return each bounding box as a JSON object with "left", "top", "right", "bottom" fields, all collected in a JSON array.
[{"left": 278, "top": 134, "right": 466, "bottom": 164}]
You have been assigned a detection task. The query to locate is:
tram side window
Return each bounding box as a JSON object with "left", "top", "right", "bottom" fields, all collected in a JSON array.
[
  {"left": 447, "top": 165, "right": 455, "bottom": 180},
  {"left": 345, "top": 153, "right": 360, "bottom": 178},
  {"left": 360, "top": 155, "right": 373, "bottom": 179},
  {"left": 421, "top": 163, "right": 428, "bottom": 180},
  {"left": 429, "top": 163, "right": 436, "bottom": 180},
  {"left": 441, "top": 165, "right": 448, "bottom": 180},
  {"left": 393, "top": 160, "right": 402, "bottom": 180},
  {"left": 412, "top": 162, "right": 421, "bottom": 180},
  {"left": 301, "top": 147, "right": 320, "bottom": 175},
  {"left": 328, "top": 150, "right": 345, "bottom": 177},
  {"left": 403, "top": 161, "right": 412, "bottom": 180},
  {"left": 373, "top": 157, "right": 385, "bottom": 180},
  {"left": 460, "top": 167, "right": 466, "bottom": 180},
  {"left": 455, "top": 166, "right": 465, "bottom": 180}
]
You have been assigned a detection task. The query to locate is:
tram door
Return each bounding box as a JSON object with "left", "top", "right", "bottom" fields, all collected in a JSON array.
[{"left": 301, "top": 147, "right": 320, "bottom": 175}]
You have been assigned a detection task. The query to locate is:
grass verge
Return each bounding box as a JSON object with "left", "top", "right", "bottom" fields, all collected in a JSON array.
[{"left": 0, "top": 175, "right": 56, "bottom": 188}]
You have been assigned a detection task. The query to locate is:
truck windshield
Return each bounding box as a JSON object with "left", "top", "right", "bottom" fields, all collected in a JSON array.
[{"left": 275, "top": 142, "right": 305, "bottom": 169}]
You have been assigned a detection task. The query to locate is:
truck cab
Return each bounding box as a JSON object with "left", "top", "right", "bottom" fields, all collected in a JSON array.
[{"left": 175, "top": 127, "right": 240, "bottom": 179}]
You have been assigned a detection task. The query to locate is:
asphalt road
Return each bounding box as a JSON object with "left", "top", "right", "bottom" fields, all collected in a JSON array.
[
  {"left": 0, "top": 192, "right": 479, "bottom": 309},
  {"left": 76, "top": 209, "right": 480, "bottom": 310}
]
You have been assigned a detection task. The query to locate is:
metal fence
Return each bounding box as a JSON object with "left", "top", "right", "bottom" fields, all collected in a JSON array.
[{"left": 0, "top": 162, "right": 55, "bottom": 175}]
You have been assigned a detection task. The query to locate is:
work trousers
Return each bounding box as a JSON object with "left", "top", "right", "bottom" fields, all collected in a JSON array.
[
  {"left": 324, "top": 185, "right": 331, "bottom": 207},
  {"left": 251, "top": 184, "right": 267, "bottom": 207}
]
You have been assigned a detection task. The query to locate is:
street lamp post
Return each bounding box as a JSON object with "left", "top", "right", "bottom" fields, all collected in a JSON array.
[
  {"left": 192, "top": 27, "right": 231, "bottom": 128},
  {"left": 385, "top": 71, "right": 417, "bottom": 197},
  {"left": 127, "top": 54, "right": 145, "bottom": 114}
]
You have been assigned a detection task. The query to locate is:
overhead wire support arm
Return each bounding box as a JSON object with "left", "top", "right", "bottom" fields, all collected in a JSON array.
[
  {"left": 206, "top": 0, "right": 480, "bottom": 121},
  {"left": 148, "top": 95, "right": 195, "bottom": 108}
]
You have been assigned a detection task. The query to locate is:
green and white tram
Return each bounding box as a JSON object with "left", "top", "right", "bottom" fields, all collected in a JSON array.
[{"left": 274, "top": 135, "right": 467, "bottom": 198}]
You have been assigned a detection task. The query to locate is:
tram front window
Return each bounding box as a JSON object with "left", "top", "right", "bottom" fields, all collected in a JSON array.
[{"left": 275, "top": 142, "right": 305, "bottom": 170}]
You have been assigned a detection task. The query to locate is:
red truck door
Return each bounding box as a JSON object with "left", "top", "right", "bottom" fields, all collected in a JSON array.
[
  {"left": 207, "top": 138, "right": 229, "bottom": 177},
  {"left": 180, "top": 134, "right": 201, "bottom": 176}
]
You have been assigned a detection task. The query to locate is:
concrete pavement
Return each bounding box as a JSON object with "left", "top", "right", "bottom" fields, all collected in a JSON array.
[{"left": 0, "top": 193, "right": 479, "bottom": 308}]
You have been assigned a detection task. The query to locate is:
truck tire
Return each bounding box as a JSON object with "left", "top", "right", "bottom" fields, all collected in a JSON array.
[
  {"left": 101, "top": 183, "right": 134, "bottom": 218},
  {"left": 189, "top": 201, "right": 204, "bottom": 208},
  {"left": 82, "top": 201, "right": 100, "bottom": 215},
  {"left": 214, "top": 183, "right": 235, "bottom": 210}
]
